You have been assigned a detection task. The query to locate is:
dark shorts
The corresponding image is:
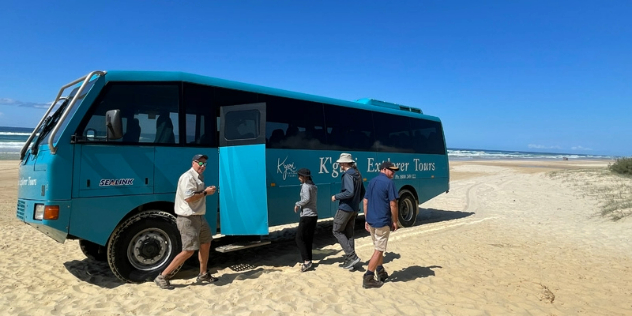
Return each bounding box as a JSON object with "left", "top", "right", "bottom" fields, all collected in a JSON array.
[{"left": 176, "top": 215, "right": 213, "bottom": 251}]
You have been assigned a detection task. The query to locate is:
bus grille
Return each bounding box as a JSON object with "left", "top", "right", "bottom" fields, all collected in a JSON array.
[{"left": 16, "top": 200, "right": 26, "bottom": 221}]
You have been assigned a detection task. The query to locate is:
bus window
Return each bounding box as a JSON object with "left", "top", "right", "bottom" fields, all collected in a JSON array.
[
  {"left": 224, "top": 110, "right": 260, "bottom": 140},
  {"left": 410, "top": 119, "right": 446, "bottom": 155},
  {"left": 323, "top": 104, "right": 375, "bottom": 151},
  {"left": 264, "top": 95, "right": 326, "bottom": 150},
  {"left": 373, "top": 113, "right": 413, "bottom": 153},
  {"left": 78, "top": 83, "right": 179, "bottom": 144},
  {"left": 183, "top": 83, "right": 217, "bottom": 146}
]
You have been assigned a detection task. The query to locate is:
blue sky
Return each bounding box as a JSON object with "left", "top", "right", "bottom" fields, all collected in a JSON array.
[{"left": 1, "top": 1, "right": 630, "bottom": 156}]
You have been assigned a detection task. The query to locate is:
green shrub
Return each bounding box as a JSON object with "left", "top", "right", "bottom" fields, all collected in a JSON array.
[{"left": 609, "top": 157, "right": 632, "bottom": 176}]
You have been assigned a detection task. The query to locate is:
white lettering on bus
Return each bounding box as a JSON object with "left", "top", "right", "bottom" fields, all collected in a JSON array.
[
  {"left": 314, "top": 156, "right": 435, "bottom": 180},
  {"left": 318, "top": 156, "right": 339, "bottom": 178},
  {"left": 413, "top": 159, "right": 435, "bottom": 171},
  {"left": 366, "top": 158, "right": 380, "bottom": 172},
  {"left": 367, "top": 158, "right": 409, "bottom": 172},
  {"left": 319, "top": 157, "right": 331, "bottom": 174},
  {"left": 18, "top": 177, "right": 37, "bottom": 186}
]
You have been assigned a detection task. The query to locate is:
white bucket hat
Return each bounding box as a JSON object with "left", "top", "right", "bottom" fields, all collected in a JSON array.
[{"left": 336, "top": 153, "right": 355, "bottom": 163}]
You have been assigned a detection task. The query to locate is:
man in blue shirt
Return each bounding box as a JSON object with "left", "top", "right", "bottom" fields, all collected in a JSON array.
[{"left": 362, "top": 161, "right": 399, "bottom": 288}]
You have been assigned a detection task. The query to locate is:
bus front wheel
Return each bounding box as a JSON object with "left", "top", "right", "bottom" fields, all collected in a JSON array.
[
  {"left": 79, "top": 239, "right": 107, "bottom": 262},
  {"left": 397, "top": 191, "right": 418, "bottom": 228},
  {"left": 107, "top": 211, "right": 182, "bottom": 283}
]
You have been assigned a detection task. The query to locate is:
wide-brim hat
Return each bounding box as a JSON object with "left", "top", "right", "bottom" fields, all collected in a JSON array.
[
  {"left": 297, "top": 168, "right": 311, "bottom": 177},
  {"left": 336, "top": 153, "right": 355, "bottom": 163}
]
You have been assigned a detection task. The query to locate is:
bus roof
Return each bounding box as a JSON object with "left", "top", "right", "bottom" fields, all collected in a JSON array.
[{"left": 103, "top": 70, "right": 441, "bottom": 122}]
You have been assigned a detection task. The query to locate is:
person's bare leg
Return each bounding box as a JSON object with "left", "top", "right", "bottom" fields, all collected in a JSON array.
[
  {"left": 368, "top": 250, "right": 384, "bottom": 272},
  {"left": 161, "top": 250, "right": 195, "bottom": 276},
  {"left": 198, "top": 242, "right": 211, "bottom": 274}
]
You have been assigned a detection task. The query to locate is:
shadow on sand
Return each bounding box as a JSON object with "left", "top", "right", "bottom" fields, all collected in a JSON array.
[
  {"left": 63, "top": 259, "right": 123, "bottom": 289},
  {"left": 64, "top": 207, "right": 468, "bottom": 288},
  {"left": 388, "top": 265, "right": 443, "bottom": 282}
]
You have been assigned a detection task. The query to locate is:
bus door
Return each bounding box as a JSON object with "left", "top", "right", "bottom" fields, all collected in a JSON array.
[{"left": 218, "top": 103, "right": 268, "bottom": 235}]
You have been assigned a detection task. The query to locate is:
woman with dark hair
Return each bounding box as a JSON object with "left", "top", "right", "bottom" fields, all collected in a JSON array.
[{"left": 294, "top": 168, "right": 318, "bottom": 272}]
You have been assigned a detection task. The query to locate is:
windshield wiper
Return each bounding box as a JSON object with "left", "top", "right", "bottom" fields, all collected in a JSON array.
[{"left": 31, "top": 98, "right": 70, "bottom": 155}]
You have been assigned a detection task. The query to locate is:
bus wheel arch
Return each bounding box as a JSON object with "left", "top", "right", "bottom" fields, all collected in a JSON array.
[
  {"left": 117, "top": 201, "right": 176, "bottom": 225},
  {"left": 79, "top": 239, "right": 107, "bottom": 262},
  {"left": 397, "top": 187, "right": 418, "bottom": 228},
  {"left": 106, "top": 210, "right": 182, "bottom": 283}
]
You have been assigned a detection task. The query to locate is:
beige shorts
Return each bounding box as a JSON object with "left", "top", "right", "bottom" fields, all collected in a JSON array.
[
  {"left": 177, "top": 215, "right": 213, "bottom": 251},
  {"left": 369, "top": 225, "right": 391, "bottom": 252}
]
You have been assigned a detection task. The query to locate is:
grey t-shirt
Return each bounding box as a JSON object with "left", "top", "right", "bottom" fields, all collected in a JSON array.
[{"left": 295, "top": 182, "right": 318, "bottom": 217}]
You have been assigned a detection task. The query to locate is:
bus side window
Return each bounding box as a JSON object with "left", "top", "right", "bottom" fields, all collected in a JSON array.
[
  {"left": 264, "top": 95, "right": 326, "bottom": 150},
  {"left": 154, "top": 112, "right": 175, "bottom": 143},
  {"left": 77, "top": 83, "right": 179, "bottom": 144},
  {"left": 183, "top": 83, "right": 218, "bottom": 147},
  {"left": 123, "top": 118, "right": 141, "bottom": 143},
  {"left": 269, "top": 129, "right": 285, "bottom": 148}
]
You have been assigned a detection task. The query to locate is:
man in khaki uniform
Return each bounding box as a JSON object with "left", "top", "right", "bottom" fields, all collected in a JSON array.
[{"left": 154, "top": 154, "right": 218, "bottom": 289}]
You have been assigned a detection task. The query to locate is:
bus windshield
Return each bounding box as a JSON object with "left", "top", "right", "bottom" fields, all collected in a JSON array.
[{"left": 30, "top": 80, "right": 96, "bottom": 154}]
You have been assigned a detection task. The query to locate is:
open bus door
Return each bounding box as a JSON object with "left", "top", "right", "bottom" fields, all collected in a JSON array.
[{"left": 218, "top": 103, "right": 269, "bottom": 236}]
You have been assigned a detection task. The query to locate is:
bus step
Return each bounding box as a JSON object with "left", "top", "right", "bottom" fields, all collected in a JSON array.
[{"left": 215, "top": 240, "right": 271, "bottom": 253}]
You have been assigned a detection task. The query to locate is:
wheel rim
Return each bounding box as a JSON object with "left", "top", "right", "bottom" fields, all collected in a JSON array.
[
  {"left": 400, "top": 196, "right": 415, "bottom": 222},
  {"left": 127, "top": 228, "right": 172, "bottom": 271}
]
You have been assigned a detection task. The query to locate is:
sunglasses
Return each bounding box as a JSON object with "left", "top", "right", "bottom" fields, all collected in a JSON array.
[{"left": 195, "top": 161, "right": 207, "bottom": 167}]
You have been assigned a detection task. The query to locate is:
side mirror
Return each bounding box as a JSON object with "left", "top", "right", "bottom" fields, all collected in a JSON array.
[{"left": 105, "top": 109, "right": 123, "bottom": 140}]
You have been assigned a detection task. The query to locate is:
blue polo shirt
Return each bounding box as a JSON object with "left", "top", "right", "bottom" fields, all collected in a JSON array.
[{"left": 364, "top": 173, "right": 399, "bottom": 228}]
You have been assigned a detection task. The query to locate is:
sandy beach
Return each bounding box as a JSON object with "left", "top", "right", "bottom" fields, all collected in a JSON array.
[{"left": 1, "top": 159, "right": 631, "bottom": 315}]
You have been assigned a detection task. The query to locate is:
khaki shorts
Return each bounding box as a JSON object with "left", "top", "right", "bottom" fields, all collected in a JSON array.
[
  {"left": 369, "top": 225, "right": 391, "bottom": 252},
  {"left": 177, "top": 215, "right": 213, "bottom": 251}
]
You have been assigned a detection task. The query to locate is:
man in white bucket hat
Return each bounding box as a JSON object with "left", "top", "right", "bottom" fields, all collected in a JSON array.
[{"left": 331, "top": 153, "right": 365, "bottom": 270}]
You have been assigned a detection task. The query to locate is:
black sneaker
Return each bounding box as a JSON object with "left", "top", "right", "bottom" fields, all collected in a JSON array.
[
  {"left": 338, "top": 257, "right": 350, "bottom": 268},
  {"left": 377, "top": 269, "right": 389, "bottom": 282},
  {"left": 196, "top": 272, "right": 218, "bottom": 284},
  {"left": 342, "top": 256, "right": 361, "bottom": 270},
  {"left": 154, "top": 274, "right": 174, "bottom": 290},
  {"left": 363, "top": 274, "right": 383, "bottom": 289}
]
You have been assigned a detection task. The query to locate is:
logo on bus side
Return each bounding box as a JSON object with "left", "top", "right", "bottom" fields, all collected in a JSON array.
[
  {"left": 277, "top": 157, "right": 297, "bottom": 180},
  {"left": 99, "top": 178, "right": 134, "bottom": 186}
]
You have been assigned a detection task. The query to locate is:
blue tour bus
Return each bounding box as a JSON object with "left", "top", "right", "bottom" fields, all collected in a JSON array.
[{"left": 16, "top": 70, "right": 449, "bottom": 283}]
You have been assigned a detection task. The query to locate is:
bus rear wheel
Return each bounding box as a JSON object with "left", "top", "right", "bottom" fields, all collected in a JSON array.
[
  {"left": 398, "top": 191, "right": 418, "bottom": 227},
  {"left": 79, "top": 239, "right": 107, "bottom": 262},
  {"left": 107, "top": 211, "right": 182, "bottom": 283}
]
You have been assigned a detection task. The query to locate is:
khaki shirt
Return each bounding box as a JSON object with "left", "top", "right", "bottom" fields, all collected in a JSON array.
[{"left": 174, "top": 168, "right": 206, "bottom": 216}]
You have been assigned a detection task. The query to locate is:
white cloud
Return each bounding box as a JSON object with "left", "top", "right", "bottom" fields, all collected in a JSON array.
[
  {"left": 0, "top": 98, "right": 50, "bottom": 108},
  {"left": 0, "top": 112, "right": 3, "bottom": 116},
  {"left": 571, "top": 146, "right": 592, "bottom": 151},
  {"left": 528, "top": 144, "right": 562, "bottom": 149}
]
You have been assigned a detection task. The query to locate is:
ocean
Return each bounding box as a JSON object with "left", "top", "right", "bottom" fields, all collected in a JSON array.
[
  {"left": 447, "top": 148, "right": 615, "bottom": 160},
  {"left": 0, "top": 126, "right": 33, "bottom": 160},
  {"left": 0, "top": 126, "right": 617, "bottom": 161}
]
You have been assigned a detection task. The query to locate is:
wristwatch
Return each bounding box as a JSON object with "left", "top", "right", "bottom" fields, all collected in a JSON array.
[{"left": 203, "top": 191, "right": 207, "bottom": 196}]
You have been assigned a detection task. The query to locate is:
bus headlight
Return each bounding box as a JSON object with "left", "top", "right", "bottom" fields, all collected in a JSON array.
[
  {"left": 34, "top": 204, "right": 45, "bottom": 220},
  {"left": 34, "top": 204, "right": 59, "bottom": 220}
]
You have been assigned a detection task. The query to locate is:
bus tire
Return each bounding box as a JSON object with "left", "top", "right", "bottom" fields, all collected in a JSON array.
[
  {"left": 79, "top": 239, "right": 107, "bottom": 262},
  {"left": 107, "top": 211, "right": 182, "bottom": 283},
  {"left": 397, "top": 191, "right": 418, "bottom": 228}
]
